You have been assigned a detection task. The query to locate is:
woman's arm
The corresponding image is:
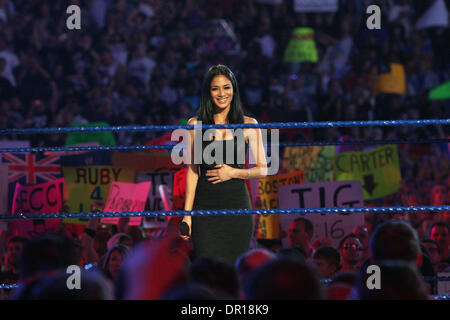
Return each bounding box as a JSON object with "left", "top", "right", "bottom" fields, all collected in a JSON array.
[
  {"left": 234, "top": 117, "right": 268, "bottom": 179},
  {"left": 205, "top": 117, "right": 269, "bottom": 183},
  {"left": 182, "top": 118, "right": 200, "bottom": 235}
]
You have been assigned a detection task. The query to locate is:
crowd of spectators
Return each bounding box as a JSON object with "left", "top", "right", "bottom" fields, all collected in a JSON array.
[
  {"left": 0, "top": 213, "right": 448, "bottom": 300},
  {"left": 0, "top": 0, "right": 449, "bottom": 300},
  {"left": 1, "top": 0, "right": 449, "bottom": 203}
]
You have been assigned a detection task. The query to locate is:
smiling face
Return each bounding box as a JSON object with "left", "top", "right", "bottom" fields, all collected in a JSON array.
[{"left": 210, "top": 75, "right": 233, "bottom": 110}]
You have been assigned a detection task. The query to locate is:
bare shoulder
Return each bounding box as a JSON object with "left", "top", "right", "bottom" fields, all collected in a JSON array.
[
  {"left": 187, "top": 117, "right": 198, "bottom": 125},
  {"left": 244, "top": 116, "right": 258, "bottom": 124}
]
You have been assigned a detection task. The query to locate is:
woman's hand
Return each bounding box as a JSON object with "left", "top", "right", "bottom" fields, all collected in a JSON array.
[{"left": 206, "top": 164, "right": 235, "bottom": 184}]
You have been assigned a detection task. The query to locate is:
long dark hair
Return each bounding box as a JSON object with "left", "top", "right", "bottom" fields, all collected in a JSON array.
[{"left": 196, "top": 64, "right": 245, "bottom": 125}]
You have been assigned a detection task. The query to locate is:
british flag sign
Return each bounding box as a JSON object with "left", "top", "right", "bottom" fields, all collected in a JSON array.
[
  {"left": 2, "top": 153, "right": 61, "bottom": 184},
  {"left": 1, "top": 153, "right": 62, "bottom": 211}
]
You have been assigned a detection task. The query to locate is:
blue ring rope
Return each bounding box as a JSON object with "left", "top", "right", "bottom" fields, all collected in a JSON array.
[
  {"left": 1, "top": 138, "right": 449, "bottom": 153},
  {"left": 1, "top": 119, "right": 449, "bottom": 135},
  {"left": 1, "top": 206, "right": 449, "bottom": 220}
]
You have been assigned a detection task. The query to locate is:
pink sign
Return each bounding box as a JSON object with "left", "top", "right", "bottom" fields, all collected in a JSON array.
[
  {"left": 101, "top": 181, "right": 151, "bottom": 226},
  {"left": 12, "top": 178, "right": 65, "bottom": 214}
]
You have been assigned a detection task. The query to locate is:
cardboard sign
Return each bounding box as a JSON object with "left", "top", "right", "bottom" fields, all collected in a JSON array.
[
  {"left": 284, "top": 27, "right": 318, "bottom": 63},
  {"left": 11, "top": 178, "right": 65, "bottom": 237},
  {"left": 2, "top": 152, "right": 62, "bottom": 211},
  {"left": 257, "top": 170, "right": 304, "bottom": 239},
  {"left": 283, "top": 146, "right": 335, "bottom": 182},
  {"left": 278, "top": 181, "right": 364, "bottom": 247},
  {"left": 101, "top": 181, "right": 151, "bottom": 226},
  {"left": 375, "top": 63, "right": 406, "bottom": 95},
  {"left": 0, "top": 141, "right": 30, "bottom": 162},
  {"left": 63, "top": 166, "right": 136, "bottom": 224},
  {"left": 138, "top": 172, "right": 173, "bottom": 229},
  {"left": 332, "top": 145, "right": 402, "bottom": 200},
  {"left": 12, "top": 178, "right": 65, "bottom": 214},
  {"left": 416, "top": 0, "right": 449, "bottom": 30}
]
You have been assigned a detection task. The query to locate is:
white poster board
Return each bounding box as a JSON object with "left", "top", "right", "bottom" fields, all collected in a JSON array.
[
  {"left": 279, "top": 181, "right": 364, "bottom": 247},
  {"left": 0, "top": 141, "right": 30, "bottom": 162}
]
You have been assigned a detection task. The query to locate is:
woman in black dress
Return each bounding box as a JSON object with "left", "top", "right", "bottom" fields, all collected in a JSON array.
[{"left": 182, "top": 64, "right": 268, "bottom": 265}]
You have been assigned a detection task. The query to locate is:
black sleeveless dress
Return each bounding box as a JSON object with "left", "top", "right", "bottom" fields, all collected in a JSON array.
[{"left": 192, "top": 134, "right": 254, "bottom": 265}]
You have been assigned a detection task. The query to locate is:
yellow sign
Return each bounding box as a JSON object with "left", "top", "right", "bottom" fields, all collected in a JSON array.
[
  {"left": 284, "top": 27, "right": 318, "bottom": 63},
  {"left": 257, "top": 170, "right": 304, "bottom": 239},
  {"left": 63, "top": 166, "right": 136, "bottom": 224},
  {"left": 283, "top": 146, "right": 335, "bottom": 182},
  {"left": 375, "top": 63, "right": 406, "bottom": 95},
  {"left": 332, "top": 145, "right": 402, "bottom": 200}
]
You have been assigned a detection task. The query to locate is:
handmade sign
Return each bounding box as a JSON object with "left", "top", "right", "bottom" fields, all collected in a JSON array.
[
  {"left": 278, "top": 181, "right": 364, "bottom": 247},
  {"left": 332, "top": 145, "right": 402, "bottom": 200},
  {"left": 257, "top": 170, "right": 304, "bottom": 239},
  {"left": 101, "top": 181, "right": 151, "bottom": 226}
]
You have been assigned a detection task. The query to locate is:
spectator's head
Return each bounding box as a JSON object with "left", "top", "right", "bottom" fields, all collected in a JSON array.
[
  {"left": 352, "top": 225, "right": 369, "bottom": 252},
  {"left": 4, "top": 236, "right": 29, "bottom": 272},
  {"left": 355, "top": 260, "right": 429, "bottom": 300},
  {"left": 417, "top": 217, "right": 435, "bottom": 240},
  {"left": 313, "top": 246, "right": 341, "bottom": 279},
  {"left": 197, "top": 64, "right": 244, "bottom": 124},
  {"left": 13, "top": 269, "right": 113, "bottom": 300},
  {"left": 327, "top": 271, "right": 357, "bottom": 300},
  {"left": 244, "top": 259, "right": 323, "bottom": 300},
  {"left": 235, "top": 249, "right": 276, "bottom": 288},
  {"left": 189, "top": 257, "right": 240, "bottom": 299},
  {"left": 276, "top": 247, "right": 306, "bottom": 262},
  {"left": 431, "top": 184, "right": 447, "bottom": 205},
  {"left": 288, "top": 218, "right": 313, "bottom": 250},
  {"left": 19, "top": 234, "right": 81, "bottom": 280},
  {"left": 422, "top": 239, "right": 441, "bottom": 265},
  {"left": 102, "top": 244, "right": 130, "bottom": 280},
  {"left": 370, "top": 220, "right": 420, "bottom": 265},
  {"left": 339, "top": 234, "right": 363, "bottom": 270},
  {"left": 429, "top": 222, "right": 449, "bottom": 258}
]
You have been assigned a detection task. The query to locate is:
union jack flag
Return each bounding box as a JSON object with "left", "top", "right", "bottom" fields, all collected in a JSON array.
[{"left": 2, "top": 153, "right": 61, "bottom": 184}]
